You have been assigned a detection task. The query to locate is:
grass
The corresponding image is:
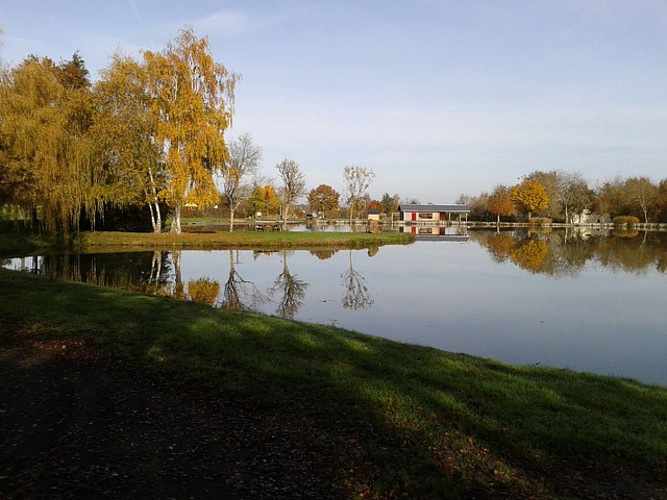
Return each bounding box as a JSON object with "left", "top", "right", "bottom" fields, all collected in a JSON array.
[
  {"left": 1, "top": 268, "right": 666, "bottom": 498},
  {"left": 74, "top": 230, "right": 413, "bottom": 250},
  {"left": 0, "top": 227, "right": 413, "bottom": 257},
  {"left": 0, "top": 222, "right": 52, "bottom": 255}
]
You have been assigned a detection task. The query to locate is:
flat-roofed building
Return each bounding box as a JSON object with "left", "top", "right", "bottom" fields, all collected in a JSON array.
[{"left": 399, "top": 204, "right": 470, "bottom": 224}]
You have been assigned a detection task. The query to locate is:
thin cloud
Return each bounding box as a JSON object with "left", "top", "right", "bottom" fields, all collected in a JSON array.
[{"left": 193, "top": 10, "right": 255, "bottom": 36}]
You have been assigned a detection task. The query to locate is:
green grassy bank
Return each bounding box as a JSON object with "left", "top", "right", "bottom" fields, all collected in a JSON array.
[
  {"left": 75, "top": 230, "right": 413, "bottom": 250},
  {"left": 0, "top": 229, "right": 413, "bottom": 257},
  {"left": 1, "top": 268, "right": 665, "bottom": 498}
]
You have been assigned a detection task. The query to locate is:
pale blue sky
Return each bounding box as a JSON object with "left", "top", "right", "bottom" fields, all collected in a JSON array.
[{"left": 2, "top": 1, "right": 667, "bottom": 203}]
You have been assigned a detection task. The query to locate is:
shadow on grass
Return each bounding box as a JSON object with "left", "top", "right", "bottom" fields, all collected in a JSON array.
[{"left": 2, "top": 269, "right": 666, "bottom": 498}]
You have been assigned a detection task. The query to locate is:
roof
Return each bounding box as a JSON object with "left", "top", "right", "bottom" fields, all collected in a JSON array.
[{"left": 399, "top": 204, "right": 470, "bottom": 213}]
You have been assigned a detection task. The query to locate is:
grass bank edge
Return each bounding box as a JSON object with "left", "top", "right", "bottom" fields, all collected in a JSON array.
[
  {"left": 1, "top": 269, "right": 666, "bottom": 496},
  {"left": 75, "top": 230, "right": 414, "bottom": 250},
  {"left": 0, "top": 230, "right": 414, "bottom": 256}
]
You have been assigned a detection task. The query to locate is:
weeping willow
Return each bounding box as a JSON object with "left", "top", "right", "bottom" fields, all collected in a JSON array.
[{"left": 0, "top": 55, "right": 104, "bottom": 237}]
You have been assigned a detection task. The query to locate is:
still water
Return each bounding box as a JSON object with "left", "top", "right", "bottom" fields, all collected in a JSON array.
[{"left": 4, "top": 229, "right": 667, "bottom": 385}]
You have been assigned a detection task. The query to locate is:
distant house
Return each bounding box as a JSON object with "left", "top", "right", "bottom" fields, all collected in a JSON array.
[
  {"left": 367, "top": 209, "right": 381, "bottom": 221},
  {"left": 399, "top": 204, "right": 470, "bottom": 224},
  {"left": 571, "top": 209, "right": 611, "bottom": 225}
]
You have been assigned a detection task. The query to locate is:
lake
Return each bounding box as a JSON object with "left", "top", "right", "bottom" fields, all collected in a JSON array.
[{"left": 4, "top": 227, "right": 667, "bottom": 386}]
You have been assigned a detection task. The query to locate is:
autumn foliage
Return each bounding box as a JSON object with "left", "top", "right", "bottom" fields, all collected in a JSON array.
[
  {"left": 0, "top": 28, "right": 238, "bottom": 236},
  {"left": 511, "top": 179, "right": 549, "bottom": 220}
]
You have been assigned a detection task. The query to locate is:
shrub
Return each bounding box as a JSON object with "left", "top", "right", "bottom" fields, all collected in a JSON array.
[{"left": 613, "top": 216, "right": 640, "bottom": 225}]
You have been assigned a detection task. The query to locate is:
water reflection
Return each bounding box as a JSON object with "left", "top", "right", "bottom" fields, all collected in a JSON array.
[
  {"left": 187, "top": 277, "right": 220, "bottom": 306},
  {"left": 221, "top": 250, "right": 265, "bottom": 311},
  {"left": 268, "top": 250, "right": 309, "bottom": 319},
  {"left": 4, "top": 229, "right": 667, "bottom": 384},
  {"left": 14, "top": 230, "right": 667, "bottom": 295},
  {"left": 341, "top": 249, "right": 374, "bottom": 310},
  {"left": 472, "top": 229, "right": 667, "bottom": 277}
]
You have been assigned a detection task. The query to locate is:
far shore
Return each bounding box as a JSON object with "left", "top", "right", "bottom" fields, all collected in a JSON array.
[{"left": 3, "top": 217, "right": 667, "bottom": 258}]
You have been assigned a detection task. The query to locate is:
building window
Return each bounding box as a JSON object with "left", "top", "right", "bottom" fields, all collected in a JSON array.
[{"left": 418, "top": 212, "right": 433, "bottom": 219}]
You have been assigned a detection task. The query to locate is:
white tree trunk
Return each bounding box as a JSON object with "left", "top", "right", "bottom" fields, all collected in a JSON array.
[{"left": 171, "top": 204, "right": 182, "bottom": 234}]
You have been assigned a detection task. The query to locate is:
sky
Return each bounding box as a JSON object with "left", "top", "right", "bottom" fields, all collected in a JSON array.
[{"left": 2, "top": 0, "right": 667, "bottom": 203}]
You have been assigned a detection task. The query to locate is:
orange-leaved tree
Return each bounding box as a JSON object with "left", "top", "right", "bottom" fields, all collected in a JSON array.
[
  {"left": 487, "top": 184, "right": 515, "bottom": 225},
  {"left": 511, "top": 179, "right": 549, "bottom": 220},
  {"left": 307, "top": 184, "right": 340, "bottom": 218},
  {"left": 143, "top": 27, "right": 240, "bottom": 233}
]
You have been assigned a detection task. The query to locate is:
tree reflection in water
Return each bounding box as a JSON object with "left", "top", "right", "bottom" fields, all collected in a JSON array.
[
  {"left": 472, "top": 228, "right": 667, "bottom": 277},
  {"left": 221, "top": 250, "right": 266, "bottom": 311},
  {"left": 268, "top": 250, "right": 308, "bottom": 319},
  {"left": 341, "top": 249, "right": 373, "bottom": 310}
]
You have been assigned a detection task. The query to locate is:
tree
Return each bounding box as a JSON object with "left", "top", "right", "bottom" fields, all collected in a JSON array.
[
  {"left": 93, "top": 53, "right": 165, "bottom": 232},
  {"left": 625, "top": 176, "right": 659, "bottom": 223},
  {"left": 596, "top": 175, "right": 628, "bottom": 219},
  {"left": 487, "top": 185, "right": 514, "bottom": 225},
  {"left": 307, "top": 184, "right": 340, "bottom": 218},
  {"left": 56, "top": 51, "right": 91, "bottom": 90},
  {"left": 187, "top": 277, "right": 220, "bottom": 306},
  {"left": 656, "top": 179, "right": 667, "bottom": 223},
  {"left": 143, "top": 27, "right": 239, "bottom": 234},
  {"left": 367, "top": 199, "right": 383, "bottom": 212},
  {"left": 218, "top": 133, "right": 262, "bottom": 231},
  {"left": 511, "top": 179, "right": 549, "bottom": 220},
  {"left": 276, "top": 159, "right": 306, "bottom": 223},
  {"left": 380, "top": 193, "right": 399, "bottom": 217},
  {"left": 249, "top": 184, "right": 280, "bottom": 218},
  {"left": 526, "top": 170, "right": 560, "bottom": 218},
  {"left": 556, "top": 171, "right": 591, "bottom": 224},
  {"left": 0, "top": 54, "right": 100, "bottom": 236},
  {"left": 343, "top": 165, "right": 375, "bottom": 224}
]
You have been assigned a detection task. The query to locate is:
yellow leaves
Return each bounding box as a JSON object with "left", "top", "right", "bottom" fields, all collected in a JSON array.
[
  {"left": 2, "top": 27, "right": 238, "bottom": 234},
  {"left": 0, "top": 55, "right": 99, "bottom": 235},
  {"left": 510, "top": 238, "right": 548, "bottom": 272},
  {"left": 141, "top": 28, "right": 241, "bottom": 231},
  {"left": 511, "top": 179, "right": 549, "bottom": 216}
]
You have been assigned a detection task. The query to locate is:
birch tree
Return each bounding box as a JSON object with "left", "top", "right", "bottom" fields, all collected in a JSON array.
[
  {"left": 625, "top": 176, "right": 658, "bottom": 223},
  {"left": 93, "top": 54, "right": 165, "bottom": 232},
  {"left": 143, "top": 27, "right": 239, "bottom": 233}
]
